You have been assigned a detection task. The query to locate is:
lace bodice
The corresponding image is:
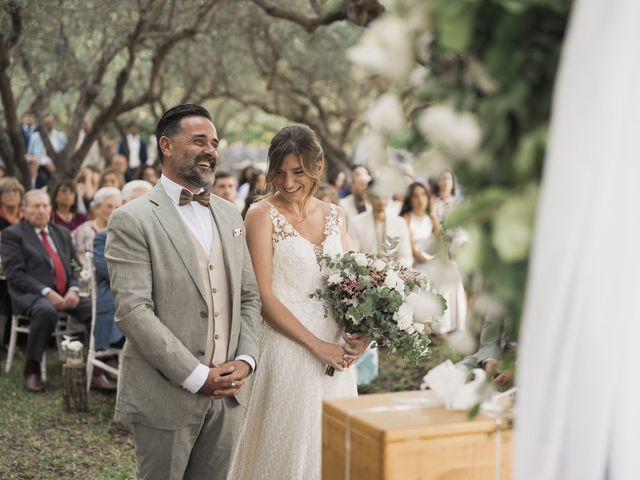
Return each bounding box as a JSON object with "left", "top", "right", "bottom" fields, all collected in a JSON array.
[{"left": 267, "top": 201, "right": 343, "bottom": 313}]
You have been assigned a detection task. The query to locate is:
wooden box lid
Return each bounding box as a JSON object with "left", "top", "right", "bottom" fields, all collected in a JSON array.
[{"left": 323, "top": 391, "right": 509, "bottom": 443}]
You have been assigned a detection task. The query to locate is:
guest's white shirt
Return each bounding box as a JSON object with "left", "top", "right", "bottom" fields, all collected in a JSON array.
[
  {"left": 160, "top": 174, "right": 255, "bottom": 393},
  {"left": 126, "top": 133, "right": 142, "bottom": 169}
]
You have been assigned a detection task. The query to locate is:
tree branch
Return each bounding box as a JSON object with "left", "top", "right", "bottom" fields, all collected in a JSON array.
[{"left": 250, "top": 0, "right": 384, "bottom": 32}]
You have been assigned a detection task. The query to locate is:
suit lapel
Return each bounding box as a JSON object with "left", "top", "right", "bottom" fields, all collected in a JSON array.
[
  {"left": 23, "top": 221, "right": 53, "bottom": 267},
  {"left": 150, "top": 185, "right": 208, "bottom": 303}
]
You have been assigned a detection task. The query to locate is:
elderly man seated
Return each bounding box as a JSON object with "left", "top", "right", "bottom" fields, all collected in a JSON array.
[{"left": 0, "top": 190, "right": 116, "bottom": 392}]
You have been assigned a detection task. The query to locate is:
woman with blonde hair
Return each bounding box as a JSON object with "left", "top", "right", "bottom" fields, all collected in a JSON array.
[{"left": 0, "top": 177, "right": 25, "bottom": 229}]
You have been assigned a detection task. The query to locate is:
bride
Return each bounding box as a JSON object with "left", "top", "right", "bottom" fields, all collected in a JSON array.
[{"left": 226, "top": 125, "right": 368, "bottom": 480}]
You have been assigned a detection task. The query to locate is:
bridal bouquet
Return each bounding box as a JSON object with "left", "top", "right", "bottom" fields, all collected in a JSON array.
[{"left": 312, "top": 251, "right": 446, "bottom": 375}]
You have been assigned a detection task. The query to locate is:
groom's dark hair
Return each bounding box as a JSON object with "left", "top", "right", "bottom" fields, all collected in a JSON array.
[{"left": 156, "top": 104, "right": 212, "bottom": 163}]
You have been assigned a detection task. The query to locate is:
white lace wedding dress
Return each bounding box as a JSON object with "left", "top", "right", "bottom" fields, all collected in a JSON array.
[{"left": 226, "top": 202, "right": 357, "bottom": 480}]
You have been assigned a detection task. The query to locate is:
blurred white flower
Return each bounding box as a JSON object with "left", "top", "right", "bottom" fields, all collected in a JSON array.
[
  {"left": 352, "top": 131, "right": 386, "bottom": 168},
  {"left": 406, "top": 291, "right": 443, "bottom": 322},
  {"left": 61, "top": 339, "right": 83, "bottom": 352},
  {"left": 492, "top": 186, "right": 537, "bottom": 262},
  {"left": 473, "top": 293, "right": 506, "bottom": 318},
  {"left": 409, "top": 65, "right": 430, "bottom": 87},
  {"left": 373, "top": 164, "right": 408, "bottom": 198},
  {"left": 413, "top": 322, "right": 425, "bottom": 333},
  {"left": 347, "top": 16, "right": 412, "bottom": 82},
  {"left": 418, "top": 104, "right": 482, "bottom": 159},
  {"left": 327, "top": 273, "right": 342, "bottom": 285},
  {"left": 447, "top": 330, "right": 477, "bottom": 356},
  {"left": 366, "top": 93, "right": 405, "bottom": 135},
  {"left": 455, "top": 224, "right": 484, "bottom": 273},
  {"left": 354, "top": 253, "right": 368, "bottom": 267},
  {"left": 394, "top": 302, "right": 414, "bottom": 331}
]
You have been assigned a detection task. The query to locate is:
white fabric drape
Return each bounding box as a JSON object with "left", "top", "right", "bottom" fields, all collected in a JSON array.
[{"left": 515, "top": 1, "right": 640, "bottom": 479}]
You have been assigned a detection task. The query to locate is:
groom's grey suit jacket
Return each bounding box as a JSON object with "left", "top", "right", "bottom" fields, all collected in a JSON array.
[{"left": 105, "top": 183, "right": 261, "bottom": 429}]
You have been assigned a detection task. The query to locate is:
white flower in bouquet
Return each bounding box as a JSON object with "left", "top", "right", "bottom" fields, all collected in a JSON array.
[
  {"left": 418, "top": 104, "right": 482, "bottom": 159},
  {"left": 327, "top": 273, "right": 342, "bottom": 285},
  {"left": 384, "top": 268, "right": 405, "bottom": 293},
  {"left": 353, "top": 253, "right": 369, "bottom": 267},
  {"left": 365, "top": 93, "right": 405, "bottom": 135},
  {"left": 394, "top": 302, "right": 414, "bottom": 332},
  {"left": 372, "top": 258, "right": 386, "bottom": 272}
]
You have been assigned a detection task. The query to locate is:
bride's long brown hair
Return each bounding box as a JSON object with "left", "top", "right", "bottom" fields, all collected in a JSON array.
[{"left": 264, "top": 124, "right": 324, "bottom": 211}]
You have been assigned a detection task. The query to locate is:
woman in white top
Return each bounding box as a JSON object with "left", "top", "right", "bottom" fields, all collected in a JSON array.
[
  {"left": 400, "top": 182, "right": 441, "bottom": 268},
  {"left": 402, "top": 180, "right": 467, "bottom": 334}
]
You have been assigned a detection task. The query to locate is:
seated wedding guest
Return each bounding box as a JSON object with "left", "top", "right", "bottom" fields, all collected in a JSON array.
[
  {"left": 111, "top": 154, "right": 130, "bottom": 181},
  {"left": 348, "top": 184, "right": 413, "bottom": 268},
  {"left": 0, "top": 177, "right": 25, "bottom": 229},
  {"left": 315, "top": 183, "right": 340, "bottom": 206},
  {"left": 236, "top": 164, "right": 254, "bottom": 202},
  {"left": 26, "top": 154, "right": 48, "bottom": 190},
  {"left": 27, "top": 113, "right": 63, "bottom": 186},
  {"left": 51, "top": 179, "right": 88, "bottom": 232},
  {"left": 328, "top": 169, "right": 349, "bottom": 198},
  {"left": 0, "top": 190, "right": 96, "bottom": 392},
  {"left": 92, "top": 229, "right": 125, "bottom": 353},
  {"left": 457, "top": 316, "right": 513, "bottom": 387},
  {"left": 72, "top": 187, "right": 122, "bottom": 269},
  {"left": 241, "top": 169, "right": 266, "bottom": 218},
  {"left": 137, "top": 164, "right": 159, "bottom": 185},
  {"left": 98, "top": 167, "right": 125, "bottom": 190},
  {"left": 211, "top": 170, "right": 244, "bottom": 212},
  {"left": 400, "top": 182, "right": 441, "bottom": 268},
  {"left": 117, "top": 120, "right": 148, "bottom": 182},
  {"left": 421, "top": 171, "right": 467, "bottom": 335},
  {"left": 121, "top": 179, "right": 152, "bottom": 203},
  {"left": 0, "top": 177, "right": 25, "bottom": 342},
  {"left": 74, "top": 165, "right": 101, "bottom": 214},
  {"left": 339, "top": 164, "right": 371, "bottom": 219}
]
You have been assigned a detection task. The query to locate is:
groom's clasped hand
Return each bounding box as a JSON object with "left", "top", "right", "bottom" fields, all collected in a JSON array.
[{"left": 197, "top": 360, "right": 252, "bottom": 399}]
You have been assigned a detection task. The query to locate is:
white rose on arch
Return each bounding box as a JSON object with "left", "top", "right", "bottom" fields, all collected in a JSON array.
[{"left": 418, "top": 104, "right": 482, "bottom": 159}]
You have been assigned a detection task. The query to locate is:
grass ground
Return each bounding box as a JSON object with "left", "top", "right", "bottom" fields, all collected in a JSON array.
[
  {"left": 0, "top": 336, "right": 460, "bottom": 478},
  {"left": 0, "top": 348, "right": 136, "bottom": 480}
]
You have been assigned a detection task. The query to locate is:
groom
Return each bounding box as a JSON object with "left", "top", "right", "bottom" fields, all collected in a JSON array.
[{"left": 106, "top": 104, "right": 261, "bottom": 479}]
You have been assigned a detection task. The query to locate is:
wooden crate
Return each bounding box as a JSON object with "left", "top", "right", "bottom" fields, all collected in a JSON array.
[{"left": 323, "top": 391, "right": 512, "bottom": 480}]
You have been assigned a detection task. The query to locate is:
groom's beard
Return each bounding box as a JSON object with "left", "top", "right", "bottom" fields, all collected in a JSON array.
[{"left": 177, "top": 154, "right": 217, "bottom": 188}]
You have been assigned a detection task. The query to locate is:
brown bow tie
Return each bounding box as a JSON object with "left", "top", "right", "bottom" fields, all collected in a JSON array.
[{"left": 179, "top": 189, "right": 210, "bottom": 207}]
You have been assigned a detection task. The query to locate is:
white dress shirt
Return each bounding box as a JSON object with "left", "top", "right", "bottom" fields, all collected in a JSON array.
[
  {"left": 126, "top": 134, "right": 142, "bottom": 169},
  {"left": 160, "top": 175, "right": 255, "bottom": 393}
]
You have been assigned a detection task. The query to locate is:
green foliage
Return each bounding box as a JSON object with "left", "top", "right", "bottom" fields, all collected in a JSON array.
[{"left": 395, "top": 0, "right": 570, "bottom": 331}]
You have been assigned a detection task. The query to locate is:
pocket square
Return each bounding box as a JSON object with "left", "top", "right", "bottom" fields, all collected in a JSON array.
[{"left": 233, "top": 228, "right": 245, "bottom": 238}]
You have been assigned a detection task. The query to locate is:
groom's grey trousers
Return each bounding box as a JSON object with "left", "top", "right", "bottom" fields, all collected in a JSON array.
[{"left": 132, "top": 397, "right": 243, "bottom": 480}]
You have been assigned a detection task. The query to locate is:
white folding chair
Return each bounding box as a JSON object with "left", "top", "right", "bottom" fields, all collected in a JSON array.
[
  {"left": 4, "top": 311, "right": 85, "bottom": 382},
  {"left": 85, "top": 252, "right": 121, "bottom": 392}
]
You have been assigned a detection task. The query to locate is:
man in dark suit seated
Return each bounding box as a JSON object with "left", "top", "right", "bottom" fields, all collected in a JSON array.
[{"left": 0, "top": 190, "right": 114, "bottom": 392}]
